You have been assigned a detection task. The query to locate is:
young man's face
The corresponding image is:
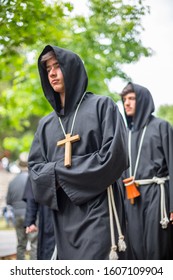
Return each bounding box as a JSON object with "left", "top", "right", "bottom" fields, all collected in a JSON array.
[
  {"left": 46, "top": 56, "right": 65, "bottom": 95},
  {"left": 122, "top": 92, "right": 136, "bottom": 117}
]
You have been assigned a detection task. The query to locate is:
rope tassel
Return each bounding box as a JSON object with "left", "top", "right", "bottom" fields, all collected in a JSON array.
[
  {"left": 107, "top": 185, "right": 127, "bottom": 260},
  {"left": 160, "top": 182, "right": 169, "bottom": 229},
  {"left": 109, "top": 245, "right": 118, "bottom": 260},
  {"left": 118, "top": 235, "right": 127, "bottom": 252}
]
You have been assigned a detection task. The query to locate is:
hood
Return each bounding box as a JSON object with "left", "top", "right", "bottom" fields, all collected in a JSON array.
[
  {"left": 121, "top": 82, "right": 155, "bottom": 130},
  {"left": 38, "top": 45, "right": 88, "bottom": 115}
]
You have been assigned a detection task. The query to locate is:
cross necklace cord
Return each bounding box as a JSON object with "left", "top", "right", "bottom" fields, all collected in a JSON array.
[
  {"left": 57, "top": 92, "right": 86, "bottom": 168},
  {"left": 128, "top": 125, "right": 147, "bottom": 179}
]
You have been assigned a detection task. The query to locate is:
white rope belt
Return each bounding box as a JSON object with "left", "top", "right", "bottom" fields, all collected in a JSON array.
[
  {"left": 51, "top": 245, "right": 57, "bottom": 260},
  {"left": 107, "top": 185, "right": 126, "bottom": 259},
  {"left": 135, "top": 176, "right": 170, "bottom": 229}
]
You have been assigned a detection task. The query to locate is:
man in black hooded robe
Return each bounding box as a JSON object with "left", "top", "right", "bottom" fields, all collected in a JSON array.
[
  {"left": 28, "top": 45, "right": 129, "bottom": 260},
  {"left": 23, "top": 177, "right": 55, "bottom": 260},
  {"left": 120, "top": 82, "right": 173, "bottom": 260}
]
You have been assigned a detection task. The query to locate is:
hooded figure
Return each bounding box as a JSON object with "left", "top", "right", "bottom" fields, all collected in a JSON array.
[
  {"left": 120, "top": 82, "right": 173, "bottom": 260},
  {"left": 28, "top": 45, "right": 129, "bottom": 260},
  {"left": 23, "top": 177, "right": 55, "bottom": 260}
]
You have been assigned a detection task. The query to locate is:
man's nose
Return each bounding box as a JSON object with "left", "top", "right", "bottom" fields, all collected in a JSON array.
[
  {"left": 49, "top": 67, "right": 56, "bottom": 76},
  {"left": 124, "top": 99, "right": 130, "bottom": 105}
]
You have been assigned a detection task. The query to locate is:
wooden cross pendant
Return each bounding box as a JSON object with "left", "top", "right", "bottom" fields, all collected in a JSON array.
[{"left": 57, "top": 133, "right": 80, "bottom": 167}]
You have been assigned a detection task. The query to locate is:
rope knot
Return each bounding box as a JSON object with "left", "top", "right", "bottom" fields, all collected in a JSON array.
[
  {"left": 160, "top": 217, "right": 169, "bottom": 229},
  {"left": 153, "top": 176, "right": 165, "bottom": 185},
  {"left": 109, "top": 245, "right": 118, "bottom": 260},
  {"left": 118, "top": 235, "right": 127, "bottom": 252}
]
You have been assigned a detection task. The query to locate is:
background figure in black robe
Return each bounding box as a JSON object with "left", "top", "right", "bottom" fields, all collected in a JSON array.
[
  {"left": 28, "top": 45, "right": 129, "bottom": 260},
  {"left": 120, "top": 82, "right": 173, "bottom": 260},
  {"left": 23, "top": 177, "right": 55, "bottom": 260},
  {"left": 6, "top": 153, "right": 37, "bottom": 260}
]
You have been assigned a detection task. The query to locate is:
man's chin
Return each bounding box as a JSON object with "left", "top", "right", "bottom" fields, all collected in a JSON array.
[{"left": 125, "top": 112, "right": 133, "bottom": 116}]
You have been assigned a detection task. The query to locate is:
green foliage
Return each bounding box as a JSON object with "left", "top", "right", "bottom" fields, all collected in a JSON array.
[
  {"left": 0, "top": 0, "right": 152, "bottom": 158},
  {"left": 68, "top": 0, "right": 152, "bottom": 94},
  {"left": 3, "top": 132, "right": 34, "bottom": 158},
  {"left": 156, "top": 105, "right": 173, "bottom": 125}
]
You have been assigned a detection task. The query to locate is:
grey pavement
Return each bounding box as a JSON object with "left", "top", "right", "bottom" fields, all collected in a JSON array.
[{"left": 0, "top": 230, "right": 17, "bottom": 258}]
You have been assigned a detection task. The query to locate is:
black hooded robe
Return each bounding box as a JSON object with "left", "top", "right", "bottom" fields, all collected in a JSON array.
[
  {"left": 121, "top": 82, "right": 173, "bottom": 260},
  {"left": 23, "top": 177, "right": 55, "bottom": 260},
  {"left": 28, "top": 45, "right": 129, "bottom": 260}
]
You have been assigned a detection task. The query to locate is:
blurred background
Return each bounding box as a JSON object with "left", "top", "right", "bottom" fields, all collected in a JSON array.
[{"left": 0, "top": 1, "right": 173, "bottom": 258}]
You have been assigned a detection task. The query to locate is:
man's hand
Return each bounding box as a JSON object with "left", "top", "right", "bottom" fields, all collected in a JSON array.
[
  {"left": 26, "top": 224, "right": 38, "bottom": 233},
  {"left": 169, "top": 212, "right": 173, "bottom": 224}
]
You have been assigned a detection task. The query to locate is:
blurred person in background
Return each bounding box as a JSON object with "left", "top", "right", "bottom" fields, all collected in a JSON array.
[
  {"left": 6, "top": 152, "right": 38, "bottom": 260},
  {"left": 2, "top": 204, "right": 15, "bottom": 227},
  {"left": 120, "top": 82, "right": 173, "bottom": 259},
  {"left": 23, "top": 176, "right": 55, "bottom": 260}
]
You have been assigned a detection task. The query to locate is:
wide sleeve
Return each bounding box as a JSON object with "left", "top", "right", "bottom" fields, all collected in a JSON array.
[
  {"left": 24, "top": 199, "right": 39, "bottom": 227},
  {"left": 23, "top": 176, "right": 39, "bottom": 226},
  {"left": 28, "top": 131, "right": 59, "bottom": 210},
  {"left": 29, "top": 99, "right": 129, "bottom": 208},
  {"left": 161, "top": 121, "right": 173, "bottom": 212}
]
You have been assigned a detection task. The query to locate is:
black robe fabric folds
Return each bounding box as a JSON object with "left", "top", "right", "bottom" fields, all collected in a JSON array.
[
  {"left": 28, "top": 45, "right": 129, "bottom": 260},
  {"left": 23, "top": 177, "right": 55, "bottom": 260},
  {"left": 121, "top": 83, "right": 173, "bottom": 260}
]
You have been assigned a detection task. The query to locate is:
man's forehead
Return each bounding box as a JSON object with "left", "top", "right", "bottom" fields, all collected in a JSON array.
[
  {"left": 46, "top": 57, "right": 58, "bottom": 67},
  {"left": 123, "top": 92, "right": 136, "bottom": 97}
]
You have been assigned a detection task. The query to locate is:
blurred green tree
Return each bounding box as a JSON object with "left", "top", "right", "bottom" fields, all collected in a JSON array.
[
  {"left": 156, "top": 105, "right": 173, "bottom": 126},
  {"left": 0, "top": 0, "right": 152, "bottom": 158}
]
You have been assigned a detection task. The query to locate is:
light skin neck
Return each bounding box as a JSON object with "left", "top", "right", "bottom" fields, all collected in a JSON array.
[{"left": 60, "top": 94, "right": 65, "bottom": 108}]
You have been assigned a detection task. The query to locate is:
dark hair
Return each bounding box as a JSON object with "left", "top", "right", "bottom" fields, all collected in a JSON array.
[
  {"left": 40, "top": 50, "right": 56, "bottom": 68},
  {"left": 121, "top": 82, "right": 134, "bottom": 96}
]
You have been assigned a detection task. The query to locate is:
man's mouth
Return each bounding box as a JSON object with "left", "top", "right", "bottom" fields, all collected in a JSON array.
[{"left": 51, "top": 80, "right": 59, "bottom": 85}]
